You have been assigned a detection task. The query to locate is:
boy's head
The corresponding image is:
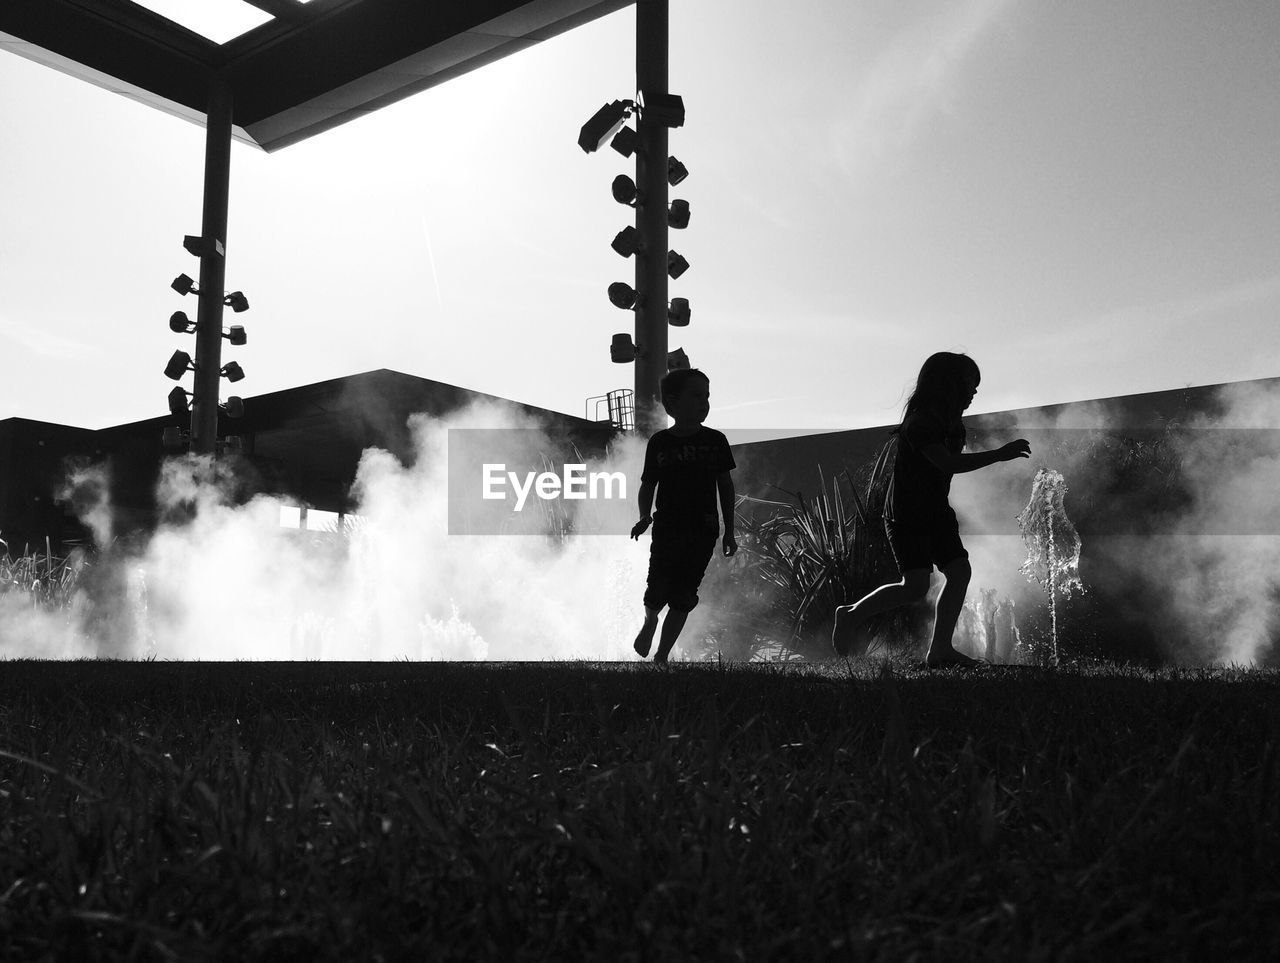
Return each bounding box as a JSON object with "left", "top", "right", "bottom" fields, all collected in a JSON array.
[{"left": 660, "top": 368, "right": 711, "bottom": 423}]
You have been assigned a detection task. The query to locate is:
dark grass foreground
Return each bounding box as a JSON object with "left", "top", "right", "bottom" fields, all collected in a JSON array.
[{"left": 1, "top": 659, "right": 1277, "bottom": 961}]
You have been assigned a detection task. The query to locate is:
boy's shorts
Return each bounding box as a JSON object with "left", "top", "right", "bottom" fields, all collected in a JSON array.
[
  {"left": 884, "top": 508, "right": 968, "bottom": 573},
  {"left": 644, "top": 516, "right": 718, "bottom": 613}
]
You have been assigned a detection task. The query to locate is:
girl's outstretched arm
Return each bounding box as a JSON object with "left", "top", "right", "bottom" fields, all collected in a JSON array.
[{"left": 921, "top": 439, "right": 1030, "bottom": 474}]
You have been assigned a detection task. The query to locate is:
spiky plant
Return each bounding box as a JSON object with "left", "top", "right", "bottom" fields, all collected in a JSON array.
[
  {"left": 735, "top": 439, "right": 902, "bottom": 657},
  {"left": 0, "top": 536, "right": 87, "bottom": 610}
]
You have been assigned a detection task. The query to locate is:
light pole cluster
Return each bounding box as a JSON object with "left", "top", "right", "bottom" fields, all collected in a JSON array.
[
  {"left": 579, "top": 68, "right": 689, "bottom": 431},
  {"left": 161, "top": 234, "right": 248, "bottom": 453}
]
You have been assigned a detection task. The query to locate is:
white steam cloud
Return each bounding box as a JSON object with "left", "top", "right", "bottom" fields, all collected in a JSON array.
[{"left": 1, "top": 402, "right": 710, "bottom": 661}]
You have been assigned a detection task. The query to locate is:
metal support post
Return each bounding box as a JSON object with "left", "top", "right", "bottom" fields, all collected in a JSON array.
[
  {"left": 634, "top": 0, "right": 669, "bottom": 434},
  {"left": 191, "top": 80, "right": 233, "bottom": 455}
]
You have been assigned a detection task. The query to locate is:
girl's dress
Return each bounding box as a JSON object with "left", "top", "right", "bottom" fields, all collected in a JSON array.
[{"left": 884, "top": 410, "right": 968, "bottom": 571}]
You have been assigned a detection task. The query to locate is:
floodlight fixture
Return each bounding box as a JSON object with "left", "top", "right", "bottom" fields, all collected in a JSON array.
[
  {"left": 608, "top": 282, "right": 639, "bottom": 310},
  {"left": 668, "top": 199, "right": 690, "bottom": 230},
  {"left": 221, "top": 361, "right": 245, "bottom": 383},
  {"left": 223, "top": 291, "right": 249, "bottom": 313},
  {"left": 611, "top": 174, "right": 639, "bottom": 206},
  {"left": 164, "top": 350, "right": 194, "bottom": 381},
  {"left": 668, "top": 297, "right": 691, "bottom": 327},
  {"left": 667, "top": 348, "right": 691, "bottom": 371},
  {"left": 225, "top": 325, "right": 247, "bottom": 346},
  {"left": 641, "top": 91, "right": 685, "bottom": 128},
  {"left": 183, "top": 234, "right": 224, "bottom": 258},
  {"left": 169, "top": 310, "right": 195, "bottom": 333},
  {"left": 171, "top": 273, "right": 198, "bottom": 296},
  {"left": 667, "top": 156, "right": 689, "bottom": 186},
  {"left": 578, "top": 99, "right": 635, "bottom": 153},
  {"left": 222, "top": 396, "right": 245, "bottom": 419},
  {"left": 610, "top": 333, "right": 639, "bottom": 363},
  {"left": 610, "top": 127, "right": 639, "bottom": 157},
  {"left": 167, "top": 386, "right": 190, "bottom": 416},
  {"left": 611, "top": 225, "right": 642, "bottom": 257},
  {"left": 667, "top": 251, "right": 690, "bottom": 279}
]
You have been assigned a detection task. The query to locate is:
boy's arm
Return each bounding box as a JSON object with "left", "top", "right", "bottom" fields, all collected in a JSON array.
[
  {"left": 637, "top": 480, "right": 656, "bottom": 520},
  {"left": 717, "top": 471, "right": 737, "bottom": 555},
  {"left": 921, "top": 440, "right": 1030, "bottom": 474},
  {"left": 633, "top": 434, "right": 658, "bottom": 538},
  {"left": 631, "top": 480, "right": 657, "bottom": 539}
]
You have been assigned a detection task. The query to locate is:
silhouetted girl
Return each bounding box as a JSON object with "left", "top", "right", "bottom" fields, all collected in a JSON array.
[{"left": 832, "top": 352, "right": 1029, "bottom": 668}]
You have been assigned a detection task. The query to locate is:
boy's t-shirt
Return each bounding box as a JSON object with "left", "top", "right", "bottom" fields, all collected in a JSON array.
[
  {"left": 641, "top": 426, "right": 736, "bottom": 532},
  {"left": 885, "top": 410, "right": 965, "bottom": 527}
]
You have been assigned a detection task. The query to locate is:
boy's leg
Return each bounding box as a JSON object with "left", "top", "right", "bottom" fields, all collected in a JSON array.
[
  {"left": 653, "top": 609, "right": 689, "bottom": 664},
  {"left": 638, "top": 528, "right": 674, "bottom": 659},
  {"left": 925, "top": 556, "right": 975, "bottom": 666},
  {"left": 634, "top": 606, "right": 662, "bottom": 657},
  {"left": 652, "top": 529, "right": 716, "bottom": 664}
]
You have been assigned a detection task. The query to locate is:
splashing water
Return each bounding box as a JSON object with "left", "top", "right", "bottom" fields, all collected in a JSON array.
[
  {"left": 1016, "top": 468, "right": 1084, "bottom": 665},
  {"left": 955, "top": 587, "right": 1023, "bottom": 664},
  {"left": 608, "top": 556, "right": 636, "bottom": 653}
]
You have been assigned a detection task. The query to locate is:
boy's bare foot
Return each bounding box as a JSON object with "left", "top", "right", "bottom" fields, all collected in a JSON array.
[
  {"left": 924, "top": 649, "right": 981, "bottom": 670},
  {"left": 831, "top": 605, "right": 865, "bottom": 657},
  {"left": 634, "top": 617, "right": 658, "bottom": 658}
]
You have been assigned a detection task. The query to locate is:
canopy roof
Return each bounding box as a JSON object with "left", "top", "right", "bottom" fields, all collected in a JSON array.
[{"left": 1, "top": 0, "right": 631, "bottom": 152}]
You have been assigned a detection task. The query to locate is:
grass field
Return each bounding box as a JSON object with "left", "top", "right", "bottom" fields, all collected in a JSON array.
[{"left": 1, "top": 658, "right": 1277, "bottom": 960}]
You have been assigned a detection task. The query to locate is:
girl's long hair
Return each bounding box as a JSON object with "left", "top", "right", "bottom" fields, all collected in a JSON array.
[{"left": 894, "top": 352, "right": 981, "bottom": 438}]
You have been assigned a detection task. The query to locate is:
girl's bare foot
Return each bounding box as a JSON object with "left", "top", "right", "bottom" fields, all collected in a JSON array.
[
  {"left": 634, "top": 617, "right": 658, "bottom": 658},
  {"left": 924, "top": 649, "right": 980, "bottom": 670}
]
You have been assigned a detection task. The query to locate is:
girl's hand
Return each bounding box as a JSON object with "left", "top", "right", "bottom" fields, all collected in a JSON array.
[
  {"left": 1000, "top": 439, "right": 1031, "bottom": 461},
  {"left": 722, "top": 534, "right": 738, "bottom": 557},
  {"left": 630, "top": 516, "right": 652, "bottom": 540}
]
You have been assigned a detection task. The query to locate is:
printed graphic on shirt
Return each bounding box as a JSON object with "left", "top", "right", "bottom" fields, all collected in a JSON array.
[{"left": 641, "top": 427, "right": 735, "bottom": 527}]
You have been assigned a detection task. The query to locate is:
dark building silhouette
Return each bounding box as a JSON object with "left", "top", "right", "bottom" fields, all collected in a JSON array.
[
  {"left": 0, "top": 419, "right": 99, "bottom": 554},
  {"left": 732, "top": 379, "right": 1226, "bottom": 502},
  {"left": 1, "top": 369, "right": 614, "bottom": 555}
]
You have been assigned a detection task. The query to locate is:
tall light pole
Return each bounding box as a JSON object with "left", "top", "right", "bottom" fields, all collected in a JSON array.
[
  {"left": 634, "top": 0, "right": 669, "bottom": 434},
  {"left": 190, "top": 79, "right": 233, "bottom": 455},
  {"left": 582, "top": 0, "right": 686, "bottom": 434}
]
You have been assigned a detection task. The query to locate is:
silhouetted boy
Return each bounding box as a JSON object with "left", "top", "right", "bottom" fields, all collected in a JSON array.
[{"left": 631, "top": 369, "right": 737, "bottom": 663}]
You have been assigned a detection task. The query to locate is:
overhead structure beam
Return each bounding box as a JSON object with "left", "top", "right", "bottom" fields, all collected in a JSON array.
[
  {"left": 2, "top": 0, "right": 634, "bottom": 153},
  {"left": 239, "top": 0, "right": 309, "bottom": 26}
]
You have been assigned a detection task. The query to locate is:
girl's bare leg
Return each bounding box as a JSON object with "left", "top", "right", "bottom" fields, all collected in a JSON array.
[
  {"left": 833, "top": 569, "right": 931, "bottom": 655},
  {"left": 925, "top": 557, "right": 974, "bottom": 665}
]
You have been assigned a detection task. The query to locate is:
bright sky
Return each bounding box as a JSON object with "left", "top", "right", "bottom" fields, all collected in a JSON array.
[{"left": 2, "top": 0, "right": 1278, "bottom": 435}]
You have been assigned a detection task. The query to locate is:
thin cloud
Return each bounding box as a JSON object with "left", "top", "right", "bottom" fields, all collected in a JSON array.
[
  {"left": 1067, "top": 273, "right": 1280, "bottom": 340},
  {"left": 0, "top": 316, "right": 93, "bottom": 360},
  {"left": 419, "top": 217, "right": 444, "bottom": 308},
  {"left": 714, "top": 396, "right": 810, "bottom": 413},
  {"left": 832, "top": 0, "right": 1019, "bottom": 178}
]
